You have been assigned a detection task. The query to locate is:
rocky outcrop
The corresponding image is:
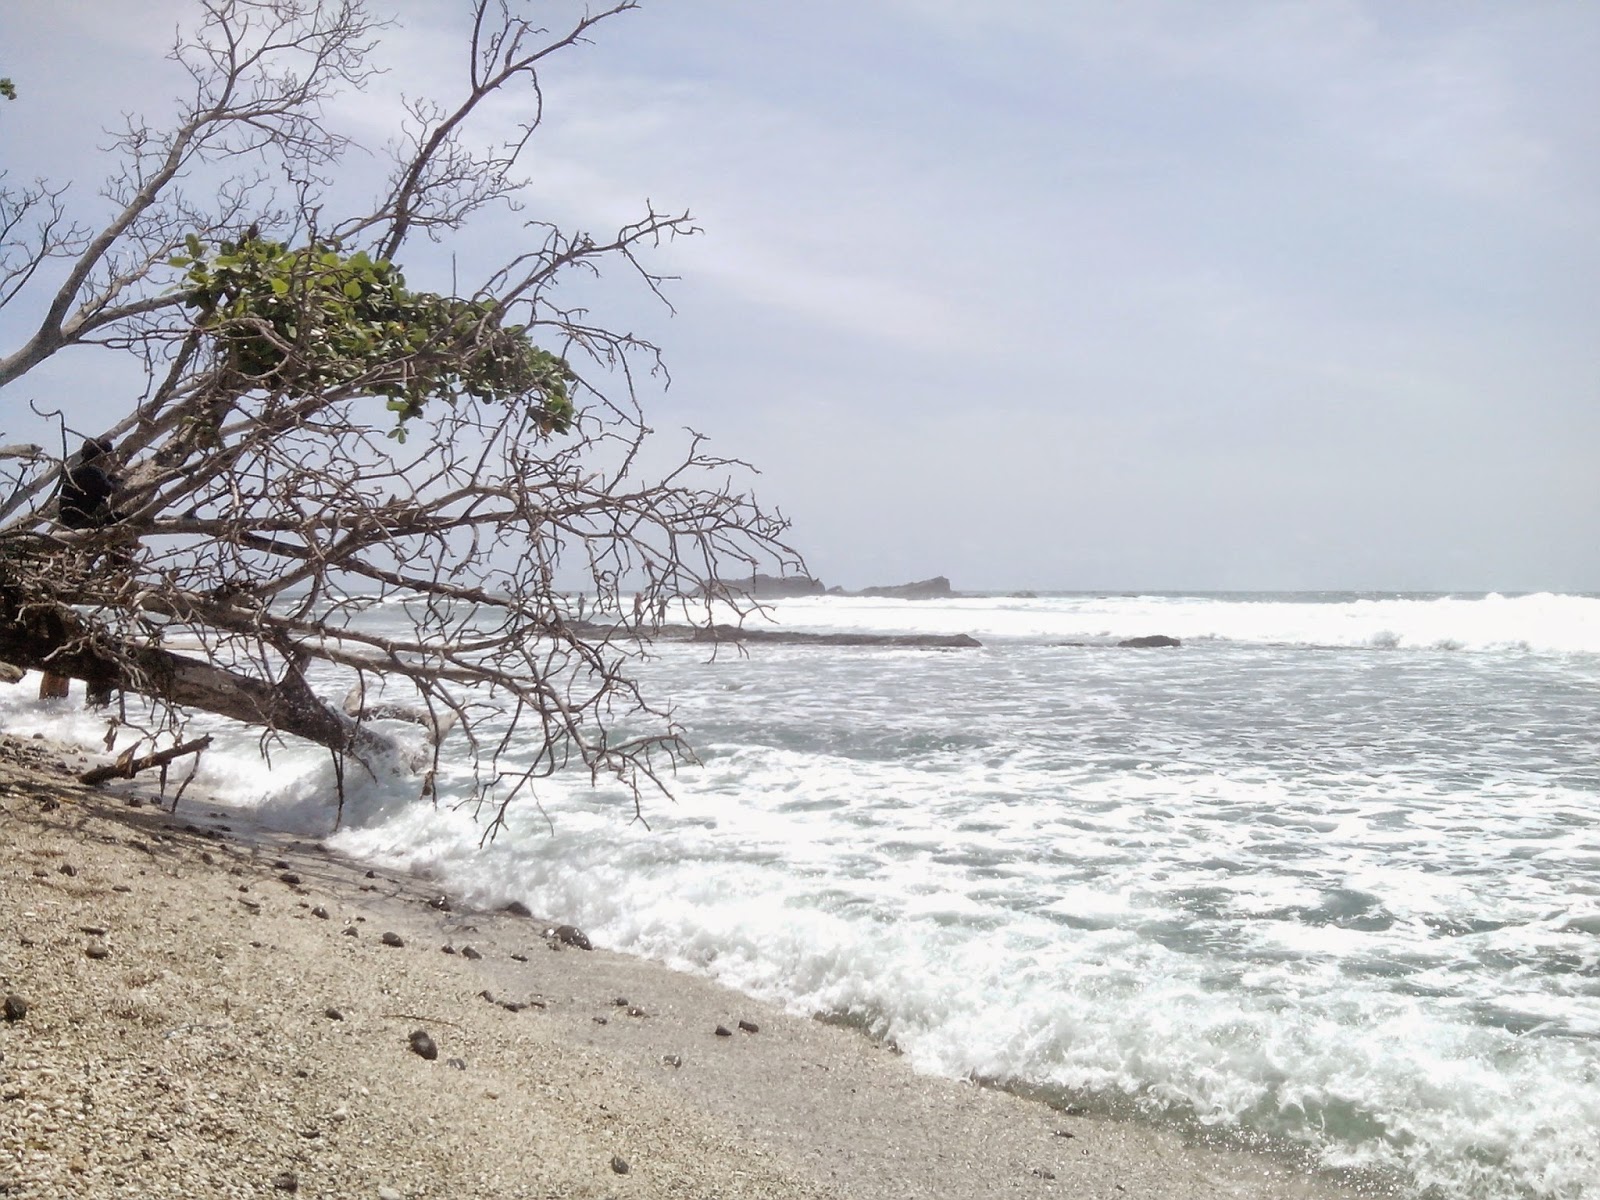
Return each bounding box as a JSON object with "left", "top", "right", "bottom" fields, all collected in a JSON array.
[
  {"left": 859, "top": 576, "right": 953, "bottom": 600},
  {"left": 723, "top": 573, "right": 827, "bottom": 598},
  {"left": 1116, "top": 634, "right": 1181, "bottom": 648}
]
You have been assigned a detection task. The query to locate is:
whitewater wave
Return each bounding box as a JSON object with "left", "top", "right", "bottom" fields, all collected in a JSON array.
[{"left": 743, "top": 591, "right": 1599, "bottom": 656}]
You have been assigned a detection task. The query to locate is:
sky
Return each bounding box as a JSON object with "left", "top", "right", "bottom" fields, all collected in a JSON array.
[{"left": 2, "top": 0, "right": 1597, "bottom": 592}]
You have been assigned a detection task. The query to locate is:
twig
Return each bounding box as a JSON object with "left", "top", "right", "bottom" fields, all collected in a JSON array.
[{"left": 80, "top": 735, "right": 212, "bottom": 785}]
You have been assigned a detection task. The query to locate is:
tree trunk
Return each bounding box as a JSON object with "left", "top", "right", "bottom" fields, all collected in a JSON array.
[{"left": 0, "top": 585, "right": 391, "bottom": 759}]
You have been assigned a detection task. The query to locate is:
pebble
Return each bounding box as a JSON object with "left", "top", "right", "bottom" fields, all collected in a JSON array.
[
  {"left": 279, "top": 872, "right": 302, "bottom": 886},
  {"left": 661, "top": 1054, "right": 683, "bottom": 1068},
  {"left": 380, "top": 932, "right": 404, "bottom": 948},
  {"left": 272, "top": 1170, "right": 299, "bottom": 1191},
  {"left": 408, "top": 1030, "right": 438, "bottom": 1061},
  {"left": 341, "top": 926, "right": 359, "bottom": 938},
  {"left": 460, "top": 946, "right": 482, "bottom": 960},
  {"left": 311, "top": 906, "right": 329, "bottom": 920},
  {"left": 509, "top": 953, "right": 528, "bottom": 962},
  {"left": 85, "top": 938, "right": 110, "bottom": 960},
  {"left": 57, "top": 863, "right": 76, "bottom": 876},
  {"left": 445, "top": 1057, "right": 467, "bottom": 1071},
  {"left": 428, "top": 896, "right": 451, "bottom": 912},
  {"left": 503, "top": 900, "right": 533, "bottom": 917},
  {"left": 323, "top": 1007, "right": 344, "bottom": 1021},
  {"left": 549, "top": 924, "right": 591, "bottom": 950},
  {"left": 610, "top": 1155, "right": 630, "bottom": 1175},
  {"left": 273, "top": 859, "right": 291, "bottom": 870},
  {"left": 714, "top": 1025, "right": 732, "bottom": 1037},
  {"left": 3, "top": 994, "right": 27, "bottom": 1023},
  {"left": 441, "top": 945, "right": 457, "bottom": 954},
  {"left": 738, "top": 1020, "right": 760, "bottom": 1034}
]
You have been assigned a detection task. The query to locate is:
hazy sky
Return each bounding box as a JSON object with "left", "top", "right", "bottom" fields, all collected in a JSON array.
[{"left": 3, "top": 1, "right": 1596, "bottom": 592}]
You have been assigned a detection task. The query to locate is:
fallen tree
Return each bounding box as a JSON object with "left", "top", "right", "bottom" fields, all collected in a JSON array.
[{"left": 0, "top": 0, "right": 797, "bottom": 823}]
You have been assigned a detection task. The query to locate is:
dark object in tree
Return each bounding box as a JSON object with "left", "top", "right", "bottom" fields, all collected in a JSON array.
[{"left": 57, "top": 438, "right": 121, "bottom": 530}]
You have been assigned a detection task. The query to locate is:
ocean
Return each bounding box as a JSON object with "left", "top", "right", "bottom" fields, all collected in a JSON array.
[{"left": 4, "top": 590, "right": 1597, "bottom": 1199}]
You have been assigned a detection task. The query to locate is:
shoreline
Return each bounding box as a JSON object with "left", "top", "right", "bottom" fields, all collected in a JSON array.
[{"left": 2, "top": 731, "right": 1377, "bottom": 1199}]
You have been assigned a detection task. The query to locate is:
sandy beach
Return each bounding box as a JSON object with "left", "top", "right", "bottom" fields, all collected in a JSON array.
[{"left": 1, "top": 731, "right": 1376, "bottom": 1200}]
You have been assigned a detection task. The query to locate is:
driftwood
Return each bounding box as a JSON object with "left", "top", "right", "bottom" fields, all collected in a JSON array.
[{"left": 80, "top": 735, "right": 213, "bottom": 786}]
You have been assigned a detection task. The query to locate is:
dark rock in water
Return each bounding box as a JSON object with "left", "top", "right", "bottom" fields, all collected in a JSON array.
[
  {"left": 714, "top": 1025, "right": 733, "bottom": 1037},
  {"left": 441, "top": 944, "right": 457, "bottom": 955},
  {"left": 688, "top": 624, "right": 980, "bottom": 649},
  {"left": 408, "top": 1029, "right": 438, "bottom": 1061},
  {"left": 502, "top": 900, "right": 533, "bottom": 918},
  {"left": 341, "top": 926, "right": 358, "bottom": 938},
  {"left": 859, "top": 575, "right": 954, "bottom": 600},
  {"left": 509, "top": 953, "right": 528, "bottom": 963},
  {"left": 278, "top": 872, "right": 301, "bottom": 886},
  {"left": 272, "top": 1171, "right": 299, "bottom": 1192},
  {"left": 311, "top": 906, "right": 329, "bottom": 920},
  {"left": 738, "top": 1019, "right": 760, "bottom": 1034},
  {"left": 460, "top": 945, "right": 482, "bottom": 960},
  {"left": 611, "top": 1155, "right": 631, "bottom": 1175},
  {"left": 3, "top": 994, "right": 27, "bottom": 1023},
  {"left": 1117, "top": 634, "right": 1181, "bottom": 648},
  {"left": 549, "top": 924, "right": 592, "bottom": 950},
  {"left": 323, "top": 1007, "right": 343, "bottom": 1021},
  {"left": 428, "top": 895, "right": 451, "bottom": 912},
  {"left": 380, "top": 931, "right": 404, "bottom": 948}
]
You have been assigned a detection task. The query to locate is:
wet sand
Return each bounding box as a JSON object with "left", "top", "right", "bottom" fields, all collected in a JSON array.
[{"left": 0, "top": 732, "right": 1375, "bottom": 1199}]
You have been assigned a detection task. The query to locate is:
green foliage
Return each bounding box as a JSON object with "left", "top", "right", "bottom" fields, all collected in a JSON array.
[{"left": 169, "top": 234, "right": 575, "bottom": 437}]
